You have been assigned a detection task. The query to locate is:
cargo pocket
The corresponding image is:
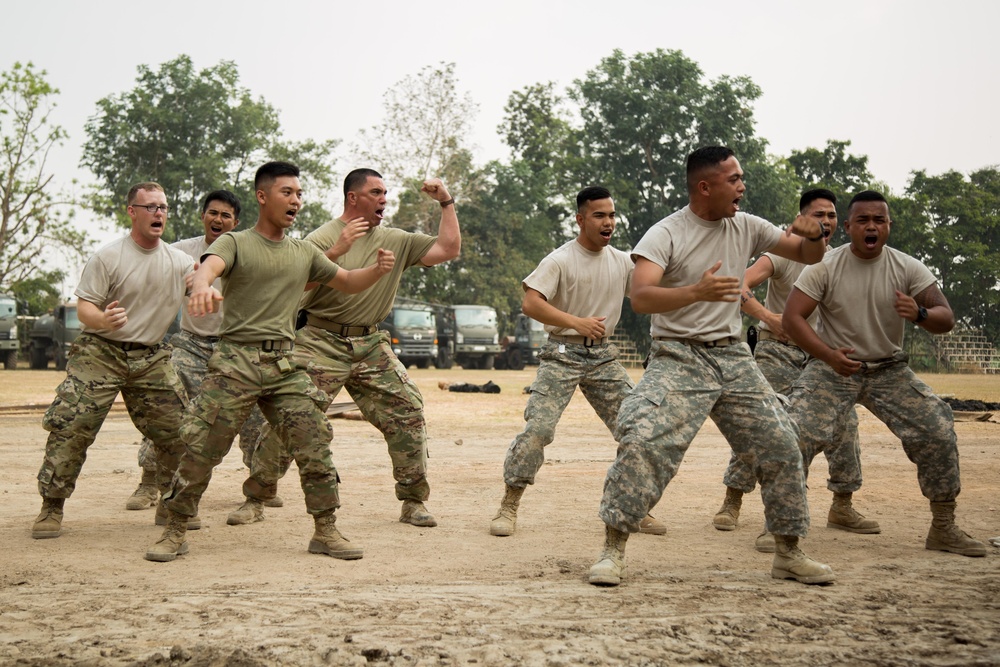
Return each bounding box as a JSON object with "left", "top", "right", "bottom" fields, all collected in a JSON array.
[
  {"left": 42, "top": 378, "right": 86, "bottom": 433},
  {"left": 179, "top": 395, "right": 222, "bottom": 447}
]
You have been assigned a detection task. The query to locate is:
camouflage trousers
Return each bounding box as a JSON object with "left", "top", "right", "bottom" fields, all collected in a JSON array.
[
  {"left": 243, "top": 326, "right": 428, "bottom": 504},
  {"left": 503, "top": 341, "right": 632, "bottom": 488},
  {"left": 162, "top": 339, "right": 340, "bottom": 517},
  {"left": 600, "top": 339, "right": 809, "bottom": 536},
  {"left": 136, "top": 330, "right": 263, "bottom": 472},
  {"left": 37, "top": 333, "right": 187, "bottom": 498},
  {"left": 788, "top": 357, "right": 960, "bottom": 502},
  {"left": 723, "top": 339, "right": 862, "bottom": 494}
]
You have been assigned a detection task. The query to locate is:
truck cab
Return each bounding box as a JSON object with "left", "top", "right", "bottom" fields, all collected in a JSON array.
[
  {"left": 0, "top": 293, "right": 18, "bottom": 370},
  {"left": 381, "top": 303, "right": 438, "bottom": 369},
  {"left": 450, "top": 304, "right": 501, "bottom": 370}
]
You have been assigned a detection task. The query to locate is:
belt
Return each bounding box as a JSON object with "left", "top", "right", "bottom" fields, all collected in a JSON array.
[
  {"left": 260, "top": 340, "right": 294, "bottom": 352},
  {"left": 757, "top": 330, "right": 796, "bottom": 346},
  {"left": 859, "top": 357, "right": 904, "bottom": 372},
  {"left": 548, "top": 334, "right": 607, "bottom": 347},
  {"left": 183, "top": 331, "right": 221, "bottom": 344},
  {"left": 654, "top": 336, "right": 739, "bottom": 348},
  {"left": 306, "top": 314, "right": 378, "bottom": 337},
  {"left": 94, "top": 334, "right": 152, "bottom": 352}
]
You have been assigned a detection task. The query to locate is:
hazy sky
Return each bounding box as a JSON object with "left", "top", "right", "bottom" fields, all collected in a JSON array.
[{"left": 3, "top": 0, "right": 998, "bottom": 237}]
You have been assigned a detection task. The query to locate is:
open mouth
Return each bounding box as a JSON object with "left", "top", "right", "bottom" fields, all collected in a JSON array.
[
  {"left": 210, "top": 224, "right": 223, "bottom": 235},
  {"left": 864, "top": 233, "right": 878, "bottom": 248},
  {"left": 375, "top": 208, "right": 385, "bottom": 220},
  {"left": 600, "top": 229, "right": 613, "bottom": 240},
  {"left": 286, "top": 208, "right": 298, "bottom": 220},
  {"left": 733, "top": 197, "right": 742, "bottom": 211},
  {"left": 151, "top": 221, "right": 163, "bottom": 230}
]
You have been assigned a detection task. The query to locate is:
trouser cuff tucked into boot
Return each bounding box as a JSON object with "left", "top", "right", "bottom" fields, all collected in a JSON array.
[{"left": 771, "top": 535, "right": 836, "bottom": 585}]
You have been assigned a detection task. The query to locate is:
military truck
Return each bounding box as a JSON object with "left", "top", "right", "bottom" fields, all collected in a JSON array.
[
  {"left": 381, "top": 300, "right": 439, "bottom": 369},
  {"left": 0, "top": 292, "right": 19, "bottom": 370},
  {"left": 449, "top": 304, "right": 501, "bottom": 370},
  {"left": 28, "top": 301, "right": 80, "bottom": 370},
  {"left": 495, "top": 313, "right": 547, "bottom": 370}
]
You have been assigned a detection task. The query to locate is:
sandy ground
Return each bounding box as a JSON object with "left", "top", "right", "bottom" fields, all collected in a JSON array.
[{"left": 0, "top": 366, "right": 998, "bottom": 667}]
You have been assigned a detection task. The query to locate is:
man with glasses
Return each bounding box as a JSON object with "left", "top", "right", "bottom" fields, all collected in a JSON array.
[
  {"left": 32, "top": 182, "right": 197, "bottom": 540},
  {"left": 712, "top": 188, "right": 876, "bottom": 552}
]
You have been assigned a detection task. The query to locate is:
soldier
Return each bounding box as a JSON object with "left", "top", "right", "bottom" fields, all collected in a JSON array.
[
  {"left": 32, "top": 182, "right": 194, "bottom": 539},
  {"left": 488, "top": 186, "right": 666, "bottom": 538},
  {"left": 783, "top": 190, "right": 986, "bottom": 558},
  {"left": 589, "top": 146, "right": 835, "bottom": 587},
  {"left": 227, "top": 168, "right": 459, "bottom": 529},
  {"left": 714, "top": 188, "right": 877, "bottom": 552},
  {"left": 145, "top": 161, "right": 396, "bottom": 562}
]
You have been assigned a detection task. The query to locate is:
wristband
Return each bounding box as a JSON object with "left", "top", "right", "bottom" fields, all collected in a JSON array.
[
  {"left": 806, "top": 232, "right": 824, "bottom": 242},
  {"left": 440, "top": 198, "right": 455, "bottom": 208}
]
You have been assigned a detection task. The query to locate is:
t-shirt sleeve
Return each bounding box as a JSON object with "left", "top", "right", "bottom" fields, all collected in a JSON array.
[
  {"left": 205, "top": 233, "right": 237, "bottom": 277},
  {"left": 308, "top": 246, "right": 340, "bottom": 285},
  {"left": 632, "top": 224, "right": 671, "bottom": 270},
  {"left": 74, "top": 254, "right": 111, "bottom": 307},
  {"left": 752, "top": 216, "right": 784, "bottom": 257},
  {"left": 906, "top": 256, "right": 938, "bottom": 297},
  {"left": 408, "top": 232, "right": 438, "bottom": 268},
  {"left": 522, "top": 253, "right": 561, "bottom": 300},
  {"left": 794, "top": 263, "right": 827, "bottom": 303}
]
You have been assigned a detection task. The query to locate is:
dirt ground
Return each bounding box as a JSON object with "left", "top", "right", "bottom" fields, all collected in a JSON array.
[{"left": 1, "top": 366, "right": 998, "bottom": 667}]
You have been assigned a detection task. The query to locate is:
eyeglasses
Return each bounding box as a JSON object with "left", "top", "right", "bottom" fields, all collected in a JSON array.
[{"left": 132, "top": 204, "right": 169, "bottom": 213}]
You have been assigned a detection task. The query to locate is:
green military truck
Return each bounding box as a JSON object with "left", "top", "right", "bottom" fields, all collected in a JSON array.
[
  {"left": 28, "top": 301, "right": 81, "bottom": 370},
  {"left": 0, "top": 292, "right": 19, "bottom": 370},
  {"left": 495, "top": 313, "right": 547, "bottom": 370},
  {"left": 381, "top": 300, "right": 439, "bottom": 369},
  {"left": 449, "top": 304, "right": 501, "bottom": 370}
]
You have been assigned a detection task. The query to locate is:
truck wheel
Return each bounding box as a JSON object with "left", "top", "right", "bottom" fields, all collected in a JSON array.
[
  {"left": 494, "top": 353, "right": 508, "bottom": 370},
  {"left": 436, "top": 350, "right": 454, "bottom": 370},
  {"left": 30, "top": 346, "right": 47, "bottom": 370},
  {"left": 415, "top": 358, "right": 430, "bottom": 369},
  {"left": 4, "top": 350, "right": 16, "bottom": 370},
  {"left": 479, "top": 354, "right": 495, "bottom": 370},
  {"left": 509, "top": 348, "right": 525, "bottom": 371},
  {"left": 55, "top": 350, "right": 67, "bottom": 371}
]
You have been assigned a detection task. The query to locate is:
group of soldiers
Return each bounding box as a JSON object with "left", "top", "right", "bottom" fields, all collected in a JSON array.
[{"left": 31, "top": 147, "right": 988, "bottom": 585}]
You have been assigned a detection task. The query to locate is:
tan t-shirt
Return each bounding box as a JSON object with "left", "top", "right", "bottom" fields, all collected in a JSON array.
[
  {"left": 633, "top": 206, "right": 782, "bottom": 340},
  {"left": 759, "top": 252, "right": 819, "bottom": 332},
  {"left": 75, "top": 236, "right": 194, "bottom": 346},
  {"left": 523, "top": 239, "right": 633, "bottom": 338},
  {"left": 794, "top": 244, "right": 937, "bottom": 361},
  {"left": 299, "top": 220, "right": 436, "bottom": 326},
  {"left": 172, "top": 236, "right": 224, "bottom": 338},
  {"left": 206, "top": 229, "right": 340, "bottom": 343}
]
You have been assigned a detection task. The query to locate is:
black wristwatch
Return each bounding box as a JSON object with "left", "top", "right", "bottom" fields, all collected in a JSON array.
[{"left": 915, "top": 306, "right": 928, "bottom": 323}]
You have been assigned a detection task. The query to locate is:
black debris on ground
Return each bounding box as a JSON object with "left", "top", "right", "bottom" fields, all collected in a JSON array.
[{"left": 943, "top": 397, "right": 1000, "bottom": 411}]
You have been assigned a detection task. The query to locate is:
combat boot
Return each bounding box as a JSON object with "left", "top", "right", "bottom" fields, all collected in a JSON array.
[
  {"left": 827, "top": 492, "right": 880, "bottom": 533},
  {"left": 227, "top": 498, "right": 265, "bottom": 525},
  {"left": 31, "top": 498, "right": 65, "bottom": 539},
  {"left": 263, "top": 495, "right": 284, "bottom": 508},
  {"left": 755, "top": 529, "right": 775, "bottom": 553},
  {"left": 489, "top": 485, "right": 524, "bottom": 536},
  {"left": 589, "top": 525, "right": 629, "bottom": 587},
  {"left": 126, "top": 469, "right": 159, "bottom": 510},
  {"left": 145, "top": 509, "right": 189, "bottom": 562},
  {"left": 771, "top": 535, "right": 836, "bottom": 584},
  {"left": 308, "top": 512, "right": 364, "bottom": 560},
  {"left": 639, "top": 514, "right": 667, "bottom": 536},
  {"left": 925, "top": 501, "right": 987, "bottom": 557},
  {"left": 400, "top": 500, "right": 438, "bottom": 527},
  {"left": 713, "top": 487, "right": 743, "bottom": 531},
  {"left": 155, "top": 500, "right": 201, "bottom": 530}
]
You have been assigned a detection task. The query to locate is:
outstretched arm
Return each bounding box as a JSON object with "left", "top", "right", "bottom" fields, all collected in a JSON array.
[
  {"left": 769, "top": 214, "right": 825, "bottom": 265},
  {"left": 418, "top": 179, "right": 460, "bottom": 266},
  {"left": 324, "top": 249, "right": 396, "bottom": 294},
  {"left": 187, "top": 255, "right": 226, "bottom": 317}
]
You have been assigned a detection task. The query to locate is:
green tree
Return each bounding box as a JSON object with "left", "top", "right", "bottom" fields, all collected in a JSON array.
[
  {"left": 0, "top": 62, "right": 87, "bottom": 293},
  {"left": 787, "top": 139, "right": 875, "bottom": 235},
  {"left": 9, "top": 270, "right": 64, "bottom": 316},
  {"left": 81, "top": 55, "right": 339, "bottom": 240}
]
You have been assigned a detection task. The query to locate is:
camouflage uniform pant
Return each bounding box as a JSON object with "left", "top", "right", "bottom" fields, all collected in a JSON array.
[
  {"left": 788, "top": 357, "right": 960, "bottom": 502},
  {"left": 37, "top": 333, "right": 187, "bottom": 498},
  {"left": 722, "top": 339, "right": 863, "bottom": 493},
  {"left": 600, "top": 340, "right": 809, "bottom": 536},
  {"left": 503, "top": 341, "right": 632, "bottom": 488},
  {"left": 243, "top": 326, "right": 428, "bottom": 503},
  {"left": 136, "top": 330, "right": 263, "bottom": 471},
  {"left": 162, "top": 339, "right": 340, "bottom": 517}
]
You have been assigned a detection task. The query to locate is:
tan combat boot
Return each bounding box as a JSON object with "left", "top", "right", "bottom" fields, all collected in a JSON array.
[
  {"left": 145, "top": 509, "right": 190, "bottom": 562},
  {"left": 489, "top": 485, "right": 525, "bottom": 536},
  {"left": 126, "top": 469, "right": 159, "bottom": 510},
  {"left": 263, "top": 494, "right": 284, "bottom": 508},
  {"left": 31, "top": 498, "right": 65, "bottom": 539},
  {"left": 771, "top": 535, "right": 836, "bottom": 584},
  {"left": 308, "top": 512, "right": 364, "bottom": 560},
  {"left": 588, "top": 525, "right": 629, "bottom": 587},
  {"left": 925, "top": 501, "right": 987, "bottom": 557},
  {"left": 156, "top": 500, "right": 201, "bottom": 530},
  {"left": 639, "top": 514, "right": 667, "bottom": 536},
  {"left": 713, "top": 487, "right": 743, "bottom": 531},
  {"left": 227, "top": 498, "right": 265, "bottom": 525},
  {"left": 755, "top": 529, "right": 775, "bottom": 553},
  {"left": 400, "top": 500, "right": 438, "bottom": 527},
  {"left": 827, "top": 492, "right": 880, "bottom": 533}
]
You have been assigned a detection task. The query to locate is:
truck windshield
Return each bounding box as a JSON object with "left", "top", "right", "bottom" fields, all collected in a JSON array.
[
  {"left": 65, "top": 307, "right": 80, "bottom": 328},
  {"left": 0, "top": 298, "right": 14, "bottom": 315},
  {"left": 529, "top": 318, "right": 545, "bottom": 331},
  {"left": 395, "top": 309, "right": 434, "bottom": 328},
  {"left": 454, "top": 308, "right": 496, "bottom": 327}
]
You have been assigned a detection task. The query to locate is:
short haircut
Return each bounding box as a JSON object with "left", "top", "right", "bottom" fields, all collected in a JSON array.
[
  {"left": 686, "top": 146, "right": 735, "bottom": 193},
  {"left": 127, "top": 182, "right": 164, "bottom": 204},
  {"left": 201, "top": 189, "right": 241, "bottom": 219},
  {"left": 848, "top": 190, "right": 889, "bottom": 214},
  {"left": 799, "top": 188, "right": 837, "bottom": 212},
  {"left": 344, "top": 168, "right": 383, "bottom": 199},
  {"left": 576, "top": 186, "right": 612, "bottom": 211},
  {"left": 255, "top": 161, "right": 300, "bottom": 191}
]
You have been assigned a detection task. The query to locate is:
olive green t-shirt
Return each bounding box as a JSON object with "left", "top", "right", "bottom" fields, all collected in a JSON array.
[
  {"left": 206, "top": 229, "right": 340, "bottom": 343},
  {"left": 300, "top": 220, "right": 436, "bottom": 326}
]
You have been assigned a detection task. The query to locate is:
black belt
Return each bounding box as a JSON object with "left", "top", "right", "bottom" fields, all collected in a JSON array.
[
  {"left": 260, "top": 340, "right": 294, "bottom": 352},
  {"left": 548, "top": 334, "right": 607, "bottom": 347},
  {"left": 654, "top": 336, "right": 739, "bottom": 348},
  {"left": 306, "top": 314, "right": 378, "bottom": 337},
  {"left": 94, "top": 334, "right": 151, "bottom": 352}
]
